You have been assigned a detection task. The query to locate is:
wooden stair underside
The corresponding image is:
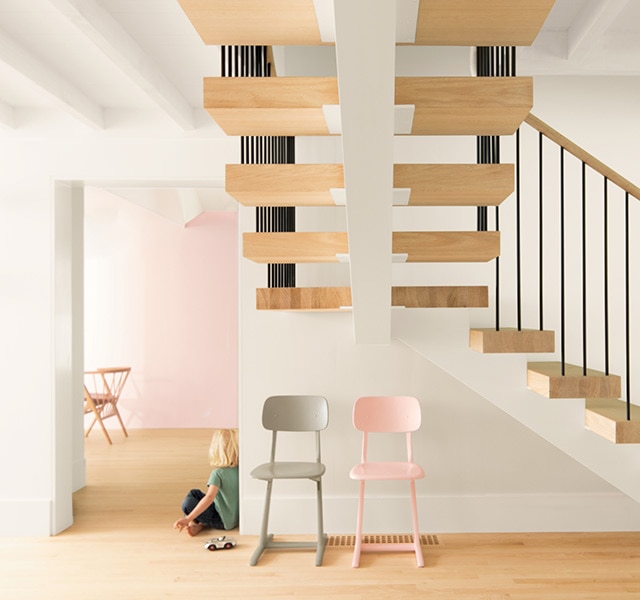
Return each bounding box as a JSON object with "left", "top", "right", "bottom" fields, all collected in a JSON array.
[
  {"left": 243, "top": 231, "right": 500, "bottom": 263},
  {"left": 204, "top": 77, "right": 533, "bottom": 136},
  {"left": 585, "top": 399, "right": 640, "bottom": 444},
  {"left": 226, "top": 163, "right": 515, "bottom": 207},
  {"left": 469, "top": 328, "right": 555, "bottom": 353},
  {"left": 178, "top": 0, "right": 556, "bottom": 47},
  {"left": 527, "top": 362, "right": 622, "bottom": 399},
  {"left": 256, "top": 286, "right": 489, "bottom": 311}
]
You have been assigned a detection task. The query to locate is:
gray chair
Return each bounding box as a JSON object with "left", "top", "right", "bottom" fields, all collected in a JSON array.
[{"left": 249, "top": 395, "right": 329, "bottom": 566}]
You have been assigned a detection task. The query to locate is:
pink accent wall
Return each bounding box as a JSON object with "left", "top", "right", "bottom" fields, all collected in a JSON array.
[{"left": 84, "top": 189, "right": 238, "bottom": 429}]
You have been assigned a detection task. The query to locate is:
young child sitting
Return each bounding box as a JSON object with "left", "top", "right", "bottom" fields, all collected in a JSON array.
[{"left": 173, "top": 428, "right": 239, "bottom": 537}]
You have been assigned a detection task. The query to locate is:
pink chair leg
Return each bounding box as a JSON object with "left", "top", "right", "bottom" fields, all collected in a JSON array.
[
  {"left": 410, "top": 480, "right": 424, "bottom": 567},
  {"left": 352, "top": 480, "right": 365, "bottom": 568}
]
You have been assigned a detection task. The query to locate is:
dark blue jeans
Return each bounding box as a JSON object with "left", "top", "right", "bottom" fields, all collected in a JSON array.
[{"left": 181, "top": 489, "right": 225, "bottom": 529}]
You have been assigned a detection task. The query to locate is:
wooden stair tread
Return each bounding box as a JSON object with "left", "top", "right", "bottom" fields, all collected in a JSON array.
[
  {"left": 393, "top": 286, "right": 488, "bottom": 308},
  {"left": 178, "top": 0, "right": 554, "bottom": 47},
  {"left": 204, "top": 77, "right": 532, "bottom": 136},
  {"left": 414, "top": 0, "right": 556, "bottom": 46},
  {"left": 394, "top": 231, "right": 500, "bottom": 262},
  {"left": 226, "top": 163, "right": 514, "bottom": 207},
  {"left": 396, "top": 77, "right": 533, "bottom": 136},
  {"left": 243, "top": 231, "right": 500, "bottom": 263},
  {"left": 204, "top": 77, "right": 337, "bottom": 136},
  {"left": 527, "top": 362, "right": 622, "bottom": 399},
  {"left": 469, "top": 328, "right": 554, "bottom": 354},
  {"left": 585, "top": 399, "right": 640, "bottom": 444},
  {"left": 256, "top": 286, "right": 489, "bottom": 311},
  {"left": 257, "top": 287, "right": 351, "bottom": 311}
]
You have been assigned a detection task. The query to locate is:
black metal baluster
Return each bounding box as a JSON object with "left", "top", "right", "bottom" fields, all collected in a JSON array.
[
  {"left": 516, "top": 128, "right": 522, "bottom": 330},
  {"left": 582, "top": 161, "right": 587, "bottom": 375},
  {"left": 604, "top": 177, "right": 610, "bottom": 375},
  {"left": 560, "top": 147, "right": 566, "bottom": 376},
  {"left": 538, "top": 132, "right": 544, "bottom": 331},
  {"left": 625, "top": 192, "right": 631, "bottom": 419}
]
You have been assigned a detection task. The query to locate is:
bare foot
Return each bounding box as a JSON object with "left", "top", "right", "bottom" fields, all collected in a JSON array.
[{"left": 186, "top": 522, "right": 204, "bottom": 537}]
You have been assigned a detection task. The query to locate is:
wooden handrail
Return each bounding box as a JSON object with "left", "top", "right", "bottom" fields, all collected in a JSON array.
[{"left": 525, "top": 113, "right": 640, "bottom": 201}]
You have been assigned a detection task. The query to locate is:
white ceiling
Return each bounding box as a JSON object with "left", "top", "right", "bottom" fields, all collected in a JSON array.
[{"left": 0, "top": 0, "right": 637, "bottom": 136}]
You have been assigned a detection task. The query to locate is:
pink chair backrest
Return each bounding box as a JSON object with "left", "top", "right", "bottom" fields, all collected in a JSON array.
[{"left": 353, "top": 396, "right": 421, "bottom": 433}]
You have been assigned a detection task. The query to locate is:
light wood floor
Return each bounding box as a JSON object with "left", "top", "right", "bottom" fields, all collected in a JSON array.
[{"left": 3, "top": 429, "right": 640, "bottom": 599}]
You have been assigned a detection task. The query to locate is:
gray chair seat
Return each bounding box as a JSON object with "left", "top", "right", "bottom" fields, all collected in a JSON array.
[{"left": 250, "top": 461, "right": 326, "bottom": 480}]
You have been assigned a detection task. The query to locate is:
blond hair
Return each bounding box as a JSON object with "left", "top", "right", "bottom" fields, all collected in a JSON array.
[{"left": 208, "top": 428, "right": 239, "bottom": 468}]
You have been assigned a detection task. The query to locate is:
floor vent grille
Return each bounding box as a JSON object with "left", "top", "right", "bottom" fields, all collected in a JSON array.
[{"left": 327, "top": 534, "right": 439, "bottom": 547}]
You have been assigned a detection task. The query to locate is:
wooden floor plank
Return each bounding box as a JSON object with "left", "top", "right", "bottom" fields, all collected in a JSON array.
[{"left": 2, "top": 430, "right": 640, "bottom": 599}]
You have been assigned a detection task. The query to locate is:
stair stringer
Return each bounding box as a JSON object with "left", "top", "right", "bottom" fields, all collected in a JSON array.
[{"left": 393, "top": 308, "right": 640, "bottom": 505}]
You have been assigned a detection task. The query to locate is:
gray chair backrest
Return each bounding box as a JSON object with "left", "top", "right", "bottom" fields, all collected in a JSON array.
[{"left": 262, "top": 395, "right": 329, "bottom": 432}]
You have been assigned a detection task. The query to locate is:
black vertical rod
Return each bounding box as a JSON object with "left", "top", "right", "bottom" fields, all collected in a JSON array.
[
  {"left": 560, "top": 148, "right": 566, "bottom": 376},
  {"left": 603, "top": 177, "right": 610, "bottom": 375},
  {"left": 538, "top": 132, "right": 544, "bottom": 330},
  {"left": 516, "top": 128, "right": 522, "bottom": 330},
  {"left": 625, "top": 192, "right": 631, "bottom": 419},
  {"left": 582, "top": 161, "right": 587, "bottom": 375},
  {"left": 495, "top": 205, "right": 500, "bottom": 331}
]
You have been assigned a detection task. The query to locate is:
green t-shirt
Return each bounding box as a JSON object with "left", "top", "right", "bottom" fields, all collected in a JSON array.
[{"left": 207, "top": 466, "right": 239, "bottom": 530}]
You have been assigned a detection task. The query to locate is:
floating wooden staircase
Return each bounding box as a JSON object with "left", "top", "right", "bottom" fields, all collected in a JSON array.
[{"left": 178, "top": 0, "right": 640, "bottom": 443}]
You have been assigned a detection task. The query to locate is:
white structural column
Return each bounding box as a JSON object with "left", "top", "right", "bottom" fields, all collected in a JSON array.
[{"left": 333, "top": 0, "right": 396, "bottom": 344}]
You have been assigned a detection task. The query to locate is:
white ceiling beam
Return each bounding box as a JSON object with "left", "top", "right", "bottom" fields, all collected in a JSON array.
[
  {"left": 0, "top": 29, "right": 103, "bottom": 129},
  {"left": 568, "top": 0, "right": 630, "bottom": 60},
  {"left": 334, "top": 0, "right": 396, "bottom": 344},
  {"left": 47, "top": 0, "right": 195, "bottom": 130}
]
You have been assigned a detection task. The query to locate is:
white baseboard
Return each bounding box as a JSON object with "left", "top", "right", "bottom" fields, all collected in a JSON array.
[
  {"left": 72, "top": 456, "right": 86, "bottom": 493},
  {"left": 0, "top": 499, "right": 53, "bottom": 536},
  {"left": 241, "top": 492, "right": 640, "bottom": 535}
]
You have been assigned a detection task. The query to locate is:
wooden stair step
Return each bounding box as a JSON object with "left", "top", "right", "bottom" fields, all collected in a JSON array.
[
  {"left": 394, "top": 231, "right": 500, "bottom": 262},
  {"left": 257, "top": 287, "right": 351, "bottom": 311},
  {"left": 414, "top": 0, "right": 556, "bottom": 46},
  {"left": 527, "top": 362, "right": 622, "bottom": 399},
  {"left": 256, "top": 286, "right": 489, "bottom": 311},
  {"left": 204, "top": 77, "right": 338, "bottom": 136},
  {"left": 396, "top": 77, "right": 532, "bottom": 136},
  {"left": 243, "top": 231, "right": 500, "bottom": 263},
  {"left": 204, "top": 77, "right": 532, "bottom": 137},
  {"left": 469, "top": 328, "right": 554, "bottom": 353},
  {"left": 585, "top": 399, "right": 640, "bottom": 444},
  {"left": 392, "top": 286, "right": 488, "bottom": 308},
  {"left": 178, "top": 0, "right": 554, "bottom": 47},
  {"left": 226, "top": 163, "right": 514, "bottom": 207}
]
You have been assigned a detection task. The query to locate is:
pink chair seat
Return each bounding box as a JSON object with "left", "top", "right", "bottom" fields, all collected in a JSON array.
[{"left": 350, "top": 461, "right": 424, "bottom": 481}]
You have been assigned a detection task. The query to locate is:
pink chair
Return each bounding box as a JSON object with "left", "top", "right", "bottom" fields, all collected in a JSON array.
[{"left": 349, "top": 395, "right": 425, "bottom": 568}]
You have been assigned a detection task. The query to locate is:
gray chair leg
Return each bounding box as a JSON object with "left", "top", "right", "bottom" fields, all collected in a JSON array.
[
  {"left": 315, "top": 478, "right": 327, "bottom": 566},
  {"left": 249, "top": 480, "right": 273, "bottom": 566}
]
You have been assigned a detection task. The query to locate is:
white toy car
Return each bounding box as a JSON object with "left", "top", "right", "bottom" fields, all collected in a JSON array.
[{"left": 204, "top": 535, "right": 236, "bottom": 551}]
